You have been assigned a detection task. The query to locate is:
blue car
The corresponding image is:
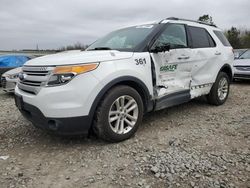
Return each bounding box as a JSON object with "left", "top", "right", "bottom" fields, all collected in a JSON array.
[{"left": 0, "top": 55, "right": 31, "bottom": 86}]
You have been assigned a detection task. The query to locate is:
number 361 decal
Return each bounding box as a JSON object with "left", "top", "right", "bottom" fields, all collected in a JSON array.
[{"left": 135, "top": 58, "right": 146, "bottom": 65}]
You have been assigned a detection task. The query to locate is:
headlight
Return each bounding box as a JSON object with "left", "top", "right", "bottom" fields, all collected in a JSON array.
[
  {"left": 47, "top": 63, "right": 99, "bottom": 86},
  {"left": 8, "top": 74, "right": 19, "bottom": 79}
]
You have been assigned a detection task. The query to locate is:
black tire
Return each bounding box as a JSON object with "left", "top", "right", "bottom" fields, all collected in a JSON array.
[
  {"left": 93, "top": 85, "right": 144, "bottom": 142},
  {"left": 207, "top": 72, "right": 230, "bottom": 106}
]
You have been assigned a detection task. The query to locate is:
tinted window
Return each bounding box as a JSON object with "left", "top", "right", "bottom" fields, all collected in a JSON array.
[
  {"left": 152, "top": 24, "right": 187, "bottom": 49},
  {"left": 207, "top": 34, "right": 216, "bottom": 47},
  {"left": 189, "top": 26, "right": 215, "bottom": 48},
  {"left": 239, "top": 50, "right": 250, "bottom": 59},
  {"left": 213, "top": 30, "right": 231, "bottom": 46}
]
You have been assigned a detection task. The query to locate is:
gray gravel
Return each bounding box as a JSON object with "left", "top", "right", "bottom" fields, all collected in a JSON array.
[{"left": 0, "top": 82, "right": 250, "bottom": 188}]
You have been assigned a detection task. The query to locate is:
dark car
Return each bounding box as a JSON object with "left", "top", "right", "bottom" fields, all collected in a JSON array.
[{"left": 0, "top": 55, "right": 31, "bottom": 86}]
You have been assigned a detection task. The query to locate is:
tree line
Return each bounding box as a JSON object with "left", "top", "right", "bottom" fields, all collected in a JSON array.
[
  {"left": 58, "top": 42, "right": 88, "bottom": 51},
  {"left": 225, "top": 27, "right": 250, "bottom": 49}
]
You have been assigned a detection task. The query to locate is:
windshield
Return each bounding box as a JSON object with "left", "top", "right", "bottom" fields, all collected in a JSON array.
[
  {"left": 87, "top": 24, "right": 157, "bottom": 52},
  {"left": 234, "top": 49, "right": 248, "bottom": 59},
  {"left": 239, "top": 50, "right": 250, "bottom": 59}
]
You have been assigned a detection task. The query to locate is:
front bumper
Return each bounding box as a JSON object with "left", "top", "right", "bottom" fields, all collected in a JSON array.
[
  {"left": 1, "top": 76, "right": 17, "bottom": 92},
  {"left": 233, "top": 67, "right": 250, "bottom": 80},
  {"left": 14, "top": 94, "right": 92, "bottom": 135},
  {"left": 234, "top": 73, "right": 250, "bottom": 80},
  {"left": 15, "top": 72, "right": 101, "bottom": 118}
]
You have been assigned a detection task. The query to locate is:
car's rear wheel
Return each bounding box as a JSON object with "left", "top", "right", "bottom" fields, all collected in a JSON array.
[
  {"left": 93, "top": 85, "right": 143, "bottom": 142},
  {"left": 207, "top": 72, "right": 230, "bottom": 105}
]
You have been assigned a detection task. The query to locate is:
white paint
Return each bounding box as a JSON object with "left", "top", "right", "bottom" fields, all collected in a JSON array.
[{"left": 15, "top": 19, "right": 234, "bottom": 120}]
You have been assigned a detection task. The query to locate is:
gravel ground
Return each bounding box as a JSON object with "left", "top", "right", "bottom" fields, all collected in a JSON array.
[{"left": 0, "top": 82, "right": 249, "bottom": 188}]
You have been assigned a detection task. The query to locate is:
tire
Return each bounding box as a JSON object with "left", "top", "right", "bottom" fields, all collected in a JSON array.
[
  {"left": 93, "top": 85, "right": 144, "bottom": 142},
  {"left": 207, "top": 72, "right": 230, "bottom": 106}
]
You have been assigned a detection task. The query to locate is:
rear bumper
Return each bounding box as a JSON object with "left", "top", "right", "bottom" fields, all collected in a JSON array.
[{"left": 15, "top": 94, "right": 92, "bottom": 135}]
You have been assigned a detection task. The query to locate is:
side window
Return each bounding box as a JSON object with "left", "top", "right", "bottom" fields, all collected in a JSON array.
[
  {"left": 207, "top": 33, "right": 216, "bottom": 47},
  {"left": 213, "top": 30, "right": 231, "bottom": 46},
  {"left": 189, "top": 26, "right": 216, "bottom": 48},
  {"left": 152, "top": 24, "right": 188, "bottom": 49},
  {"left": 239, "top": 50, "right": 250, "bottom": 59}
]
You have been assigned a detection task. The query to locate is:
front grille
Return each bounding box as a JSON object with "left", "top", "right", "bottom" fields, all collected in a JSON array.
[
  {"left": 17, "top": 66, "right": 54, "bottom": 94},
  {"left": 1, "top": 77, "right": 7, "bottom": 88},
  {"left": 22, "top": 71, "right": 49, "bottom": 76},
  {"left": 235, "top": 66, "right": 250, "bottom": 71},
  {"left": 20, "top": 80, "right": 43, "bottom": 87}
]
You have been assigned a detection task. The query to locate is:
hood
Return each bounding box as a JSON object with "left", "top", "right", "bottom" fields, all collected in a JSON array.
[
  {"left": 24, "top": 50, "right": 134, "bottom": 66},
  {"left": 2, "top": 67, "right": 22, "bottom": 76},
  {"left": 234, "top": 59, "right": 250, "bottom": 66}
]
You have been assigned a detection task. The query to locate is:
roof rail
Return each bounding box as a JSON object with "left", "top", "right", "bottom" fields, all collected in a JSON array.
[{"left": 160, "top": 17, "right": 217, "bottom": 27}]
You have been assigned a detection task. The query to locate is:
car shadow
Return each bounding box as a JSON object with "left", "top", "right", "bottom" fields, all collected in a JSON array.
[
  {"left": 232, "top": 79, "right": 250, "bottom": 85},
  {"left": 25, "top": 96, "right": 210, "bottom": 147},
  {"left": 1, "top": 83, "right": 242, "bottom": 148}
]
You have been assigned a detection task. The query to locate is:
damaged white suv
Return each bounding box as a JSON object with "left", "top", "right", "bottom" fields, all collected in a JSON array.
[{"left": 15, "top": 17, "right": 234, "bottom": 142}]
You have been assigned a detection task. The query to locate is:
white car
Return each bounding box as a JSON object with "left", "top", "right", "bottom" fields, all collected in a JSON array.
[
  {"left": 233, "top": 49, "right": 250, "bottom": 80},
  {"left": 1, "top": 67, "right": 22, "bottom": 93},
  {"left": 14, "top": 17, "right": 234, "bottom": 142}
]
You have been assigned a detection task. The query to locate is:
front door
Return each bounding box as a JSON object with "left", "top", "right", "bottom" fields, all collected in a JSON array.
[{"left": 150, "top": 23, "right": 193, "bottom": 98}]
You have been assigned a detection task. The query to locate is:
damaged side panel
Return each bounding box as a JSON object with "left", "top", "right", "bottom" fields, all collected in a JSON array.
[
  {"left": 190, "top": 48, "right": 221, "bottom": 98},
  {"left": 150, "top": 47, "right": 221, "bottom": 102},
  {"left": 150, "top": 49, "right": 193, "bottom": 99}
]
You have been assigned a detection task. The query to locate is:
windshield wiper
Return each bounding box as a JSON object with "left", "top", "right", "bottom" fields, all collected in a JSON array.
[{"left": 89, "top": 47, "right": 112, "bottom": 51}]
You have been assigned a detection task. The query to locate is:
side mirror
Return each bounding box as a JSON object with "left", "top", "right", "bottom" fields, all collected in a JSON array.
[{"left": 150, "top": 43, "right": 171, "bottom": 53}]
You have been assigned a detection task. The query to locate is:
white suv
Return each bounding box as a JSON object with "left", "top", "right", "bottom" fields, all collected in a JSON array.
[{"left": 15, "top": 17, "right": 234, "bottom": 142}]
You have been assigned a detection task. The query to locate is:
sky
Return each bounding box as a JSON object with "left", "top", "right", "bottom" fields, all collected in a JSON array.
[{"left": 0, "top": 0, "right": 249, "bottom": 50}]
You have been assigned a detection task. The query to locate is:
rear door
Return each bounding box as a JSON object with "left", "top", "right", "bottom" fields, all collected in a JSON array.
[
  {"left": 150, "top": 23, "right": 194, "bottom": 98},
  {"left": 187, "top": 26, "right": 221, "bottom": 86}
]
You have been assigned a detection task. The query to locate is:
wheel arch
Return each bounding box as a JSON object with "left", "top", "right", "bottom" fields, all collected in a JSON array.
[
  {"left": 219, "top": 64, "right": 233, "bottom": 81},
  {"left": 88, "top": 76, "right": 154, "bottom": 129}
]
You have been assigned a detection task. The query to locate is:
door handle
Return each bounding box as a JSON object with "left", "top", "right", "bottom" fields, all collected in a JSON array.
[
  {"left": 215, "top": 52, "right": 221, "bottom": 55},
  {"left": 178, "top": 56, "right": 190, "bottom": 60}
]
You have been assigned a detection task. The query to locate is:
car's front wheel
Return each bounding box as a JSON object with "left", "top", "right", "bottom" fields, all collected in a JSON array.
[
  {"left": 93, "top": 85, "right": 144, "bottom": 142},
  {"left": 207, "top": 72, "right": 230, "bottom": 105}
]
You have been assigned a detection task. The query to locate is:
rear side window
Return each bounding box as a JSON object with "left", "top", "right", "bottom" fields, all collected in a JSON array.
[
  {"left": 188, "top": 26, "right": 216, "bottom": 48},
  {"left": 213, "top": 30, "right": 231, "bottom": 46}
]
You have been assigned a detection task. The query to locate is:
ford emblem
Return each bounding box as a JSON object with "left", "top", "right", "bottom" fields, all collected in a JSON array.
[{"left": 18, "top": 73, "right": 26, "bottom": 81}]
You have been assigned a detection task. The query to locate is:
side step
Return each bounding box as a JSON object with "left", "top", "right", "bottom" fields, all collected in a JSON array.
[{"left": 154, "top": 90, "right": 191, "bottom": 111}]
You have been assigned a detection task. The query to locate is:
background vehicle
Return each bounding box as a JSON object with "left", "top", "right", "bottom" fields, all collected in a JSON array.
[
  {"left": 1, "top": 67, "right": 22, "bottom": 93},
  {"left": 0, "top": 55, "right": 31, "bottom": 86},
  {"left": 233, "top": 49, "right": 248, "bottom": 59},
  {"left": 1, "top": 52, "right": 76, "bottom": 92},
  {"left": 15, "top": 17, "right": 234, "bottom": 142},
  {"left": 233, "top": 49, "right": 250, "bottom": 80}
]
